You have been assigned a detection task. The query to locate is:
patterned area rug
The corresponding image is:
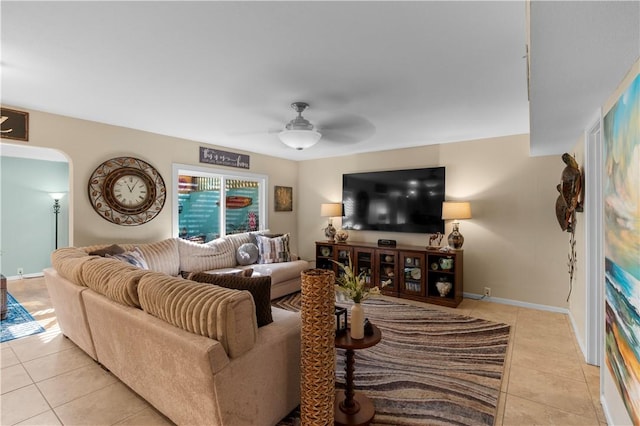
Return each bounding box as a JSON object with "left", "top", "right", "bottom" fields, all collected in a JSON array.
[
  {"left": 273, "top": 293, "right": 510, "bottom": 426},
  {"left": 1, "top": 293, "right": 46, "bottom": 343}
]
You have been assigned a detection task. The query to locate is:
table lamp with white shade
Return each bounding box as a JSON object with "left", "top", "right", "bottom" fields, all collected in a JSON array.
[
  {"left": 320, "top": 203, "right": 343, "bottom": 242},
  {"left": 441, "top": 201, "right": 472, "bottom": 249}
]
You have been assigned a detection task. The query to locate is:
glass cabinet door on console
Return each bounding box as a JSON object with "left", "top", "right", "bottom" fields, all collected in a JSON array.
[
  {"left": 335, "top": 246, "right": 354, "bottom": 280},
  {"left": 400, "top": 252, "right": 426, "bottom": 297},
  {"left": 316, "top": 244, "right": 335, "bottom": 271},
  {"left": 353, "top": 247, "right": 375, "bottom": 288},
  {"left": 377, "top": 250, "right": 398, "bottom": 296}
]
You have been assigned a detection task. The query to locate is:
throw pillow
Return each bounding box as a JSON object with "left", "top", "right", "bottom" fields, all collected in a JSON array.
[
  {"left": 255, "top": 233, "right": 291, "bottom": 264},
  {"left": 188, "top": 272, "right": 273, "bottom": 327},
  {"left": 106, "top": 247, "right": 149, "bottom": 269},
  {"left": 89, "top": 244, "right": 125, "bottom": 257},
  {"left": 236, "top": 243, "right": 259, "bottom": 265},
  {"left": 184, "top": 268, "right": 253, "bottom": 280}
]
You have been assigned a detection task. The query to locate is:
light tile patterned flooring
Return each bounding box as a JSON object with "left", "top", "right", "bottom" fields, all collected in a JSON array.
[{"left": 1, "top": 277, "right": 607, "bottom": 425}]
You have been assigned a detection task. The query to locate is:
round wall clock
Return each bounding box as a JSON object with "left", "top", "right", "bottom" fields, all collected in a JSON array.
[{"left": 88, "top": 157, "right": 166, "bottom": 225}]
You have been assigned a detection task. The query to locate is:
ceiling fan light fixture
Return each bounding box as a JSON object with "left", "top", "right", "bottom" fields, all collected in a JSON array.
[
  {"left": 278, "top": 102, "right": 322, "bottom": 150},
  {"left": 278, "top": 129, "right": 322, "bottom": 150}
]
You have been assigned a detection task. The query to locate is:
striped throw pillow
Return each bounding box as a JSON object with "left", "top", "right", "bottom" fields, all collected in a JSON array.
[{"left": 255, "top": 233, "right": 291, "bottom": 264}]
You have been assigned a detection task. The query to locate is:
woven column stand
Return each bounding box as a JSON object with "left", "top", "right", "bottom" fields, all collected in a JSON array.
[{"left": 300, "top": 268, "right": 336, "bottom": 425}]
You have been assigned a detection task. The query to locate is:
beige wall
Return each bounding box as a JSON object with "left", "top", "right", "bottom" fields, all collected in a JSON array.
[
  {"left": 298, "top": 134, "right": 572, "bottom": 308},
  {"left": 6, "top": 107, "right": 574, "bottom": 308},
  {"left": 2, "top": 108, "right": 300, "bottom": 251}
]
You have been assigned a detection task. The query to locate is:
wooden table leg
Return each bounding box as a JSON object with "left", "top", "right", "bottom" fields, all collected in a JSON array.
[{"left": 340, "top": 348, "right": 359, "bottom": 414}]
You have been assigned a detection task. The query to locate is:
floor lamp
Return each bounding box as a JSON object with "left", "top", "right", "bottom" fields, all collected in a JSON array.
[{"left": 49, "top": 193, "right": 65, "bottom": 250}]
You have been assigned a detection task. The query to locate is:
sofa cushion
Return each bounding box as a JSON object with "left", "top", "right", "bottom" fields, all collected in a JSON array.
[
  {"left": 137, "top": 272, "right": 257, "bottom": 358},
  {"left": 178, "top": 238, "right": 236, "bottom": 274},
  {"left": 255, "top": 233, "right": 291, "bottom": 264},
  {"left": 107, "top": 247, "right": 149, "bottom": 269},
  {"left": 251, "top": 260, "right": 309, "bottom": 284},
  {"left": 51, "top": 247, "right": 102, "bottom": 286},
  {"left": 189, "top": 273, "right": 273, "bottom": 327},
  {"left": 236, "top": 243, "right": 259, "bottom": 266},
  {"left": 80, "top": 257, "right": 147, "bottom": 307},
  {"left": 134, "top": 239, "right": 180, "bottom": 276}
]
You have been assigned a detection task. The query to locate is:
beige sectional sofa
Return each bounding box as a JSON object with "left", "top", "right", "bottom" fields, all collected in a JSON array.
[{"left": 44, "top": 233, "right": 307, "bottom": 425}]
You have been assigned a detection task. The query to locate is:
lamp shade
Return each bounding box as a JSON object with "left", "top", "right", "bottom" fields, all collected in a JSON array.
[
  {"left": 320, "top": 203, "right": 343, "bottom": 217},
  {"left": 442, "top": 202, "right": 472, "bottom": 220},
  {"left": 49, "top": 192, "right": 66, "bottom": 201},
  {"left": 278, "top": 129, "right": 322, "bottom": 150}
]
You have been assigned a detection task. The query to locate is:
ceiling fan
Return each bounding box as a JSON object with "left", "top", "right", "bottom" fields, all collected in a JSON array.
[
  {"left": 278, "top": 102, "right": 321, "bottom": 150},
  {"left": 228, "top": 101, "right": 376, "bottom": 150}
]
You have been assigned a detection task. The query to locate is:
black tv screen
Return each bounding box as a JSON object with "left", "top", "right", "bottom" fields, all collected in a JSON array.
[{"left": 342, "top": 167, "right": 445, "bottom": 234}]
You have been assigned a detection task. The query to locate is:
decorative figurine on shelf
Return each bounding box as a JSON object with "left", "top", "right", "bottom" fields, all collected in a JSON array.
[
  {"left": 427, "top": 232, "right": 444, "bottom": 249},
  {"left": 439, "top": 257, "right": 453, "bottom": 270}
]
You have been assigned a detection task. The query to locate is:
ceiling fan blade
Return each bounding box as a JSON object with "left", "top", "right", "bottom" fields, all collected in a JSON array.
[
  {"left": 227, "top": 126, "right": 282, "bottom": 136},
  {"left": 317, "top": 114, "right": 376, "bottom": 144}
]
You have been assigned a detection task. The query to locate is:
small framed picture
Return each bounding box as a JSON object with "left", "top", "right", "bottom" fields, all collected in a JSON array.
[
  {"left": 274, "top": 186, "right": 293, "bottom": 212},
  {"left": 1, "top": 107, "right": 29, "bottom": 141}
]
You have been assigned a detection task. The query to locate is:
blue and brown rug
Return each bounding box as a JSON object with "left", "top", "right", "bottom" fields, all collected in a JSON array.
[
  {"left": 273, "top": 294, "right": 511, "bottom": 426},
  {"left": 1, "top": 293, "right": 46, "bottom": 343}
]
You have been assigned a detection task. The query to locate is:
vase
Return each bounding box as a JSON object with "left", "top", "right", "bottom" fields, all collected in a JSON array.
[
  {"left": 436, "top": 280, "right": 452, "bottom": 297},
  {"left": 350, "top": 303, "right": 365, "bottom": 339},
  {"left": 335, "top": 229, "right": 349, "bottom": 243}
]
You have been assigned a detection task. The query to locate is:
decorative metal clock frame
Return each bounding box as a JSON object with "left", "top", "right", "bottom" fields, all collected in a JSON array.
[{"left": 88, "top": 157, "right": 166, "bottom": 225}]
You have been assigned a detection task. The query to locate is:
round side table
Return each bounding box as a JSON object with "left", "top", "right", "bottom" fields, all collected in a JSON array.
[{"left": 334, "top": 324, "right": 381, "bottom": 426}]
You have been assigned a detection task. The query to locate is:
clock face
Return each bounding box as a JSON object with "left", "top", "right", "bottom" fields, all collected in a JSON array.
[
  {"left": 113, "top": 174, "right": 149, "bottom": 208},
  {"left": 88, "top": 157, "right": 166, "bottom": 225}
]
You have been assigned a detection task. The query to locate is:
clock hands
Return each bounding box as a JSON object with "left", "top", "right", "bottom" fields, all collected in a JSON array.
[{"left": 126, "top": 178, "right": 141, "bottom": 193}]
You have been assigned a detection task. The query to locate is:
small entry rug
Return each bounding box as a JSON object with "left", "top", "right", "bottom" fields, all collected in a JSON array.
[
  {"left": 1, "top": 293, "right": 46, "bottom": 343},
  {"left": 273, "top": 294, "right": 511, "bottom": 426}
]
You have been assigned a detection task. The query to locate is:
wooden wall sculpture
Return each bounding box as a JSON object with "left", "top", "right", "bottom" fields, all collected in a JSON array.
[{"left": 555, "top": 153, "right": 583, "bottom": 301}]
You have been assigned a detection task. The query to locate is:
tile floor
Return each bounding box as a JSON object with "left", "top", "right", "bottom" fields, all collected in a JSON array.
[{"left": 1, "top": 277, "right": 607, "bottom": 425}]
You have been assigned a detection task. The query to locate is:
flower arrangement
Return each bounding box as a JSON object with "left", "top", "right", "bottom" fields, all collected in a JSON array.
[{"left": 333, "top": 255, "right": 389, "bottom": 303}]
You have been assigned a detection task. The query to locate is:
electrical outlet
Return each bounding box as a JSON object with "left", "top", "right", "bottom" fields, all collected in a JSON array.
[
  {"left": 483, "top": 287, "right": 491, "bottom": 297},
  {"left": 17, "top": 267, "right": 24, "bottom": 276}
]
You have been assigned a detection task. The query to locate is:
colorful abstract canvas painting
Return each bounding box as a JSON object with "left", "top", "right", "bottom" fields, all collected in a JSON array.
[{"left": 603, "top": 73, "right": 639, "bottom": 425}]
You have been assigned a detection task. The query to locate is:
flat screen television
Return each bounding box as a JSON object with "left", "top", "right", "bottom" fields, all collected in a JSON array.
[{"left": 342, "top": 167, "right": 445, "bottom": 234}]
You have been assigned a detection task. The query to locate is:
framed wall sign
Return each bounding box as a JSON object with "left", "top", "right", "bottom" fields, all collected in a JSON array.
[
  {"left": 274, "top": 186, "right": 293, "bottom": 212},
  {"left": 1, "top": 107, "right": 29, "bottom": 141},
  {"left": 199, "top": 147, "right": 250, "bottom": 169}
]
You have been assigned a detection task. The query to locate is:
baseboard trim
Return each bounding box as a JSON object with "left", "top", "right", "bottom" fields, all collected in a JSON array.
[
  {"left": 4, "top": 272, "right": 44, "bottom": 281},
  {"left": 568, "top": 310, "right": 588, "bottom": 362},
  {"left": 463, "top": 292, "right": 569, "bottom": 314}
]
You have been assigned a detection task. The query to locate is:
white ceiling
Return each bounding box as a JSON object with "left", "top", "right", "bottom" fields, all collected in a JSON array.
[
  {"left": 529, "top": 0, "right": 639, "bottom": 156},
  {"left": 1, "top": 1, "right": 638, "bottom": 162}
]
